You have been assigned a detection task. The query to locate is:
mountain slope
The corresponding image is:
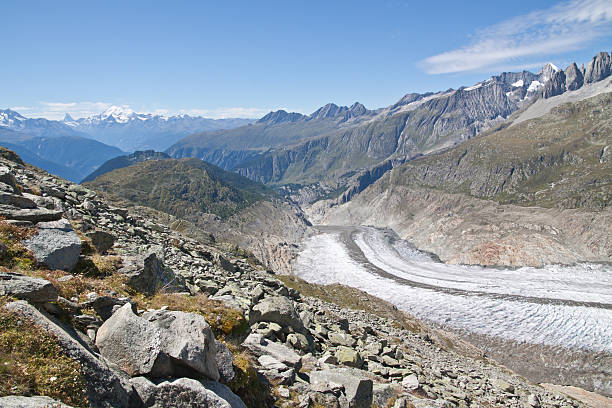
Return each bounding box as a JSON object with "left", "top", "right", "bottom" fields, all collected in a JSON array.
[
  {"left": 0, "top": 127, "right": 123, "bottom": 182},
  {"left": 81, "top": 150, "right": 171, "bottom": 183},
  {"left": 318, "top": 92, "right": 612, "bottom": 267},
  {"left": 84, "top": 158, "right": 272, "bottom": 219},
  {"left": 168, "top": 52, "right": 612, "bottom": 192},
  {"left": 84, "top": 158, "right": 310, "bottom": 271}
]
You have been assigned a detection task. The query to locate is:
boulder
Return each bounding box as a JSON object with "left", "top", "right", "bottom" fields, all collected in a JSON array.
[
  {"left": 0, "top": 395, "right": 74, "bottom": 407},
  {"left": 242, "top": 333, "right": 302, "bottom": 369},
  {"left": 24, "top": 219, "right": 81, "bottom": 271},
  {"left": 402, "top": 374, "right": 419, "bottom": 390},
  {"left": 81, "top": 295, "right": 134, "bottom": 320},
  {"left": 85, "top": 230, "right": 116, "bottom": 254},
  {"left": 335, "top": 346, "right": 364, "bottom": 368},
  {"left": 0, "top": 166, "right": 19, "bottom": 191},
  {"left": 287, "top": 332, "right": 310, "bottom": 351},
  {"left": 328, "top": 331, "right": 357, "bottom": 347},
  {"left": 96, "top": 304, "right": 220, "bottom": 381},
  {"left": 0, "top": 272, "right": 58, "bottom": 303},
  {"left": 4, "top": 301, "right": 134, "bottom": 408},
  {"left": 249, "top": 296, "right": 304, "bottom": 332},
  {"left": 130, "top": 377, "right": 246, "bottom": 408},
  {"left": 119, "top": 252, "right": 187, "bottom": 295},
  {"left": 0, "top": 191, "right": 37, "bottom": 208},
  {"left": 490, "top": 378, "right": 515, "bottom": 393},
  {"left": 310, "top": 368, "right": 373, "bottom": 408},
  {"left": 215, "top": 340, "right": 235, "bottom": 383},
  {"left": 373, "top": 383, "right": 401, "bottom": 408},
  {"left": 0, "top": 206, "right": 63, "bottom": 223}
]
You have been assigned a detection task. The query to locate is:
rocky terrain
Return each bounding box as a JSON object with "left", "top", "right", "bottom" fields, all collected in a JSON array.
[{"left": 0, "top": 147, "right": 604, "bottom": 408}]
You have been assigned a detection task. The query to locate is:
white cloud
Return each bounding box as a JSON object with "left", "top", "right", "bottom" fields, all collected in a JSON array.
[
  {"left": 13, "top": 101, "right": 113, "bottom": 120},
  {"left": 420, "top": 0, "right": 612, "bottom": 74}
]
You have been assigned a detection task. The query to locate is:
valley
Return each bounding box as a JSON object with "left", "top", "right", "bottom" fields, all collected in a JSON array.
[{"left": 293, "top": 226, "right": 612, "bottom": 395}]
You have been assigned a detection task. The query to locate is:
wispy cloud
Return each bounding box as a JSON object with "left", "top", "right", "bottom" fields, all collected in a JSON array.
[
  {"left": 13, "top": 101, "right": 113, "bottom": 120},
  {"left": 420, "top": 0, "right": 612, "bottom": 74}
]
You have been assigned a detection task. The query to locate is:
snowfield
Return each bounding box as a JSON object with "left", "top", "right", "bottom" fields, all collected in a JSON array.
[{"left": 293, "top": 226, "right": 612, "bottom": 353}]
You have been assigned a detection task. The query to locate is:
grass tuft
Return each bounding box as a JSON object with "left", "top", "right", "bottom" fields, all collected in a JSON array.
[{"left": 0, "top": 297, "right": 88, "bottom": 407}]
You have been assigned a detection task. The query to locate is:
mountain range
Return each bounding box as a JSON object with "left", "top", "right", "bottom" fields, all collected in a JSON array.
[
  {"left": 166, "top": 63, "right": 563, "bottom": 187},
  {"left": 0, "top": 107, "right": 253, "bottom": 182}
]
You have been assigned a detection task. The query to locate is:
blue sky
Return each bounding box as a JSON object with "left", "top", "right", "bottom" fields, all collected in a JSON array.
[{"left": 2, "top": 0, "right": 611, "bottom": 119}]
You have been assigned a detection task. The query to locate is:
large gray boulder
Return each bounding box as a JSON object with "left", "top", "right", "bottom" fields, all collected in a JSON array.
[
  {"left": 249, "top": 296, "right": 304, "bottom": 332},
  {"left": 0, "top": 272, "right": 58, "bottom": 303},
  {"left": 0, "top": 206, "right": 63, "bottom": 223},
  {"left": 85, "top": 230, "right": 116, "bottom": 254},
  {"left": 130, "top": 377, "right": 246, "bottom": 408},
  {"left": 215, "top": 339, "right": 235, "bottom": 383},
  {"left": 119, "top": 251, "right": 187, "bottom": 295},
  {"left": 310, "top": 368, "right": 373, "bottom": 408},
  {"left": 24, "top": 219, "right": 81, "bottom": 271},
  {"left": 4, "top": 300, "right": 134, "bottom": 408},
  {"left": 0, "top": 191, "right": 37, "bottom": 208},
  {"left": 96, "top": 304, "right": 220, "bottom": 381},
  {"left": 0, "top": 395, "right": 74, "bottom": 407},
  {"left": 242, "top": 333, "right": 301, "bottom": 369}
]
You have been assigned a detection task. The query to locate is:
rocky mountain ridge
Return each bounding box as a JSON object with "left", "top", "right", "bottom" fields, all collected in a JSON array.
[
  {"left": 167, "top": 52, "right": 612, "bottom": 206},
  {"left": 313, "top": 91, "right": 612, "bottom": 267},
  {"left": 0, "top": 146, "right": 600, "bottom": 408}
]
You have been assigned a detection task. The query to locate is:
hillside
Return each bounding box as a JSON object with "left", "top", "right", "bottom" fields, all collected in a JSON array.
[
  {"left": 380, "top": 91, "right": 612, "bottom": 210},
  {"left": 318, "top": 91, "right": 612, "bottom": 267},
  {"left": 81, "top": 150, "right": 171, "bottom": 183},
  {"left": 84, "top": 158, "right": 309, "bottom": 272},
  {"left": 84, "top": 158, "right": 273, "bottom": 220}
]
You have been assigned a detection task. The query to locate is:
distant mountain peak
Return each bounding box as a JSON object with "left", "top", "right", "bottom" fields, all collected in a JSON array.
[
  {"left": 0, "top": 109, "right": 27, "bottom": 127},
  {"left": 100, "top": 105, "right": 136, "bottom": 123},
  {"left": 539, "top": 62, "right": 561, "bottom": 82},
  {"left": 63, "top": 113, "right": 75, "bottom": 122},
  {"left": 257, "top": 110, "right": 306, "bottom": 125}
]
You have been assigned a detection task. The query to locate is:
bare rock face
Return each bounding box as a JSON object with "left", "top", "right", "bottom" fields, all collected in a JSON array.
[
  {"left": 96, "top": 304, "right": 220, "bottom": 381},
  {"left": 585, "top": 51, "right": 612, "bottom": 83},
  {"left": 0, "top": 272, "right": 58, "bottom": 303},
  {"left": 564, "top": 62, "right": 584, "bottom": 91},
  {"left": 24, "top": 219, "right": 81, "bottom": 271},
  {"left": 130, "top": 377, "right": 246, "bottom": 408},
  {"left": 543, "top": 70, "right": 566, "bottom": 98}
]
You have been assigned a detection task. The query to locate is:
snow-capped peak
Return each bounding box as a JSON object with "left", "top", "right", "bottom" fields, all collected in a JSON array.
[
  {"left": 101, "top": 105, "right": 135, "bottom": 123},
  {"left": 539, "top": 63, "right": 561, "bottom": 82},
  {"left": 0, "top": 109, "right": 27, "bottom": 128}
]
